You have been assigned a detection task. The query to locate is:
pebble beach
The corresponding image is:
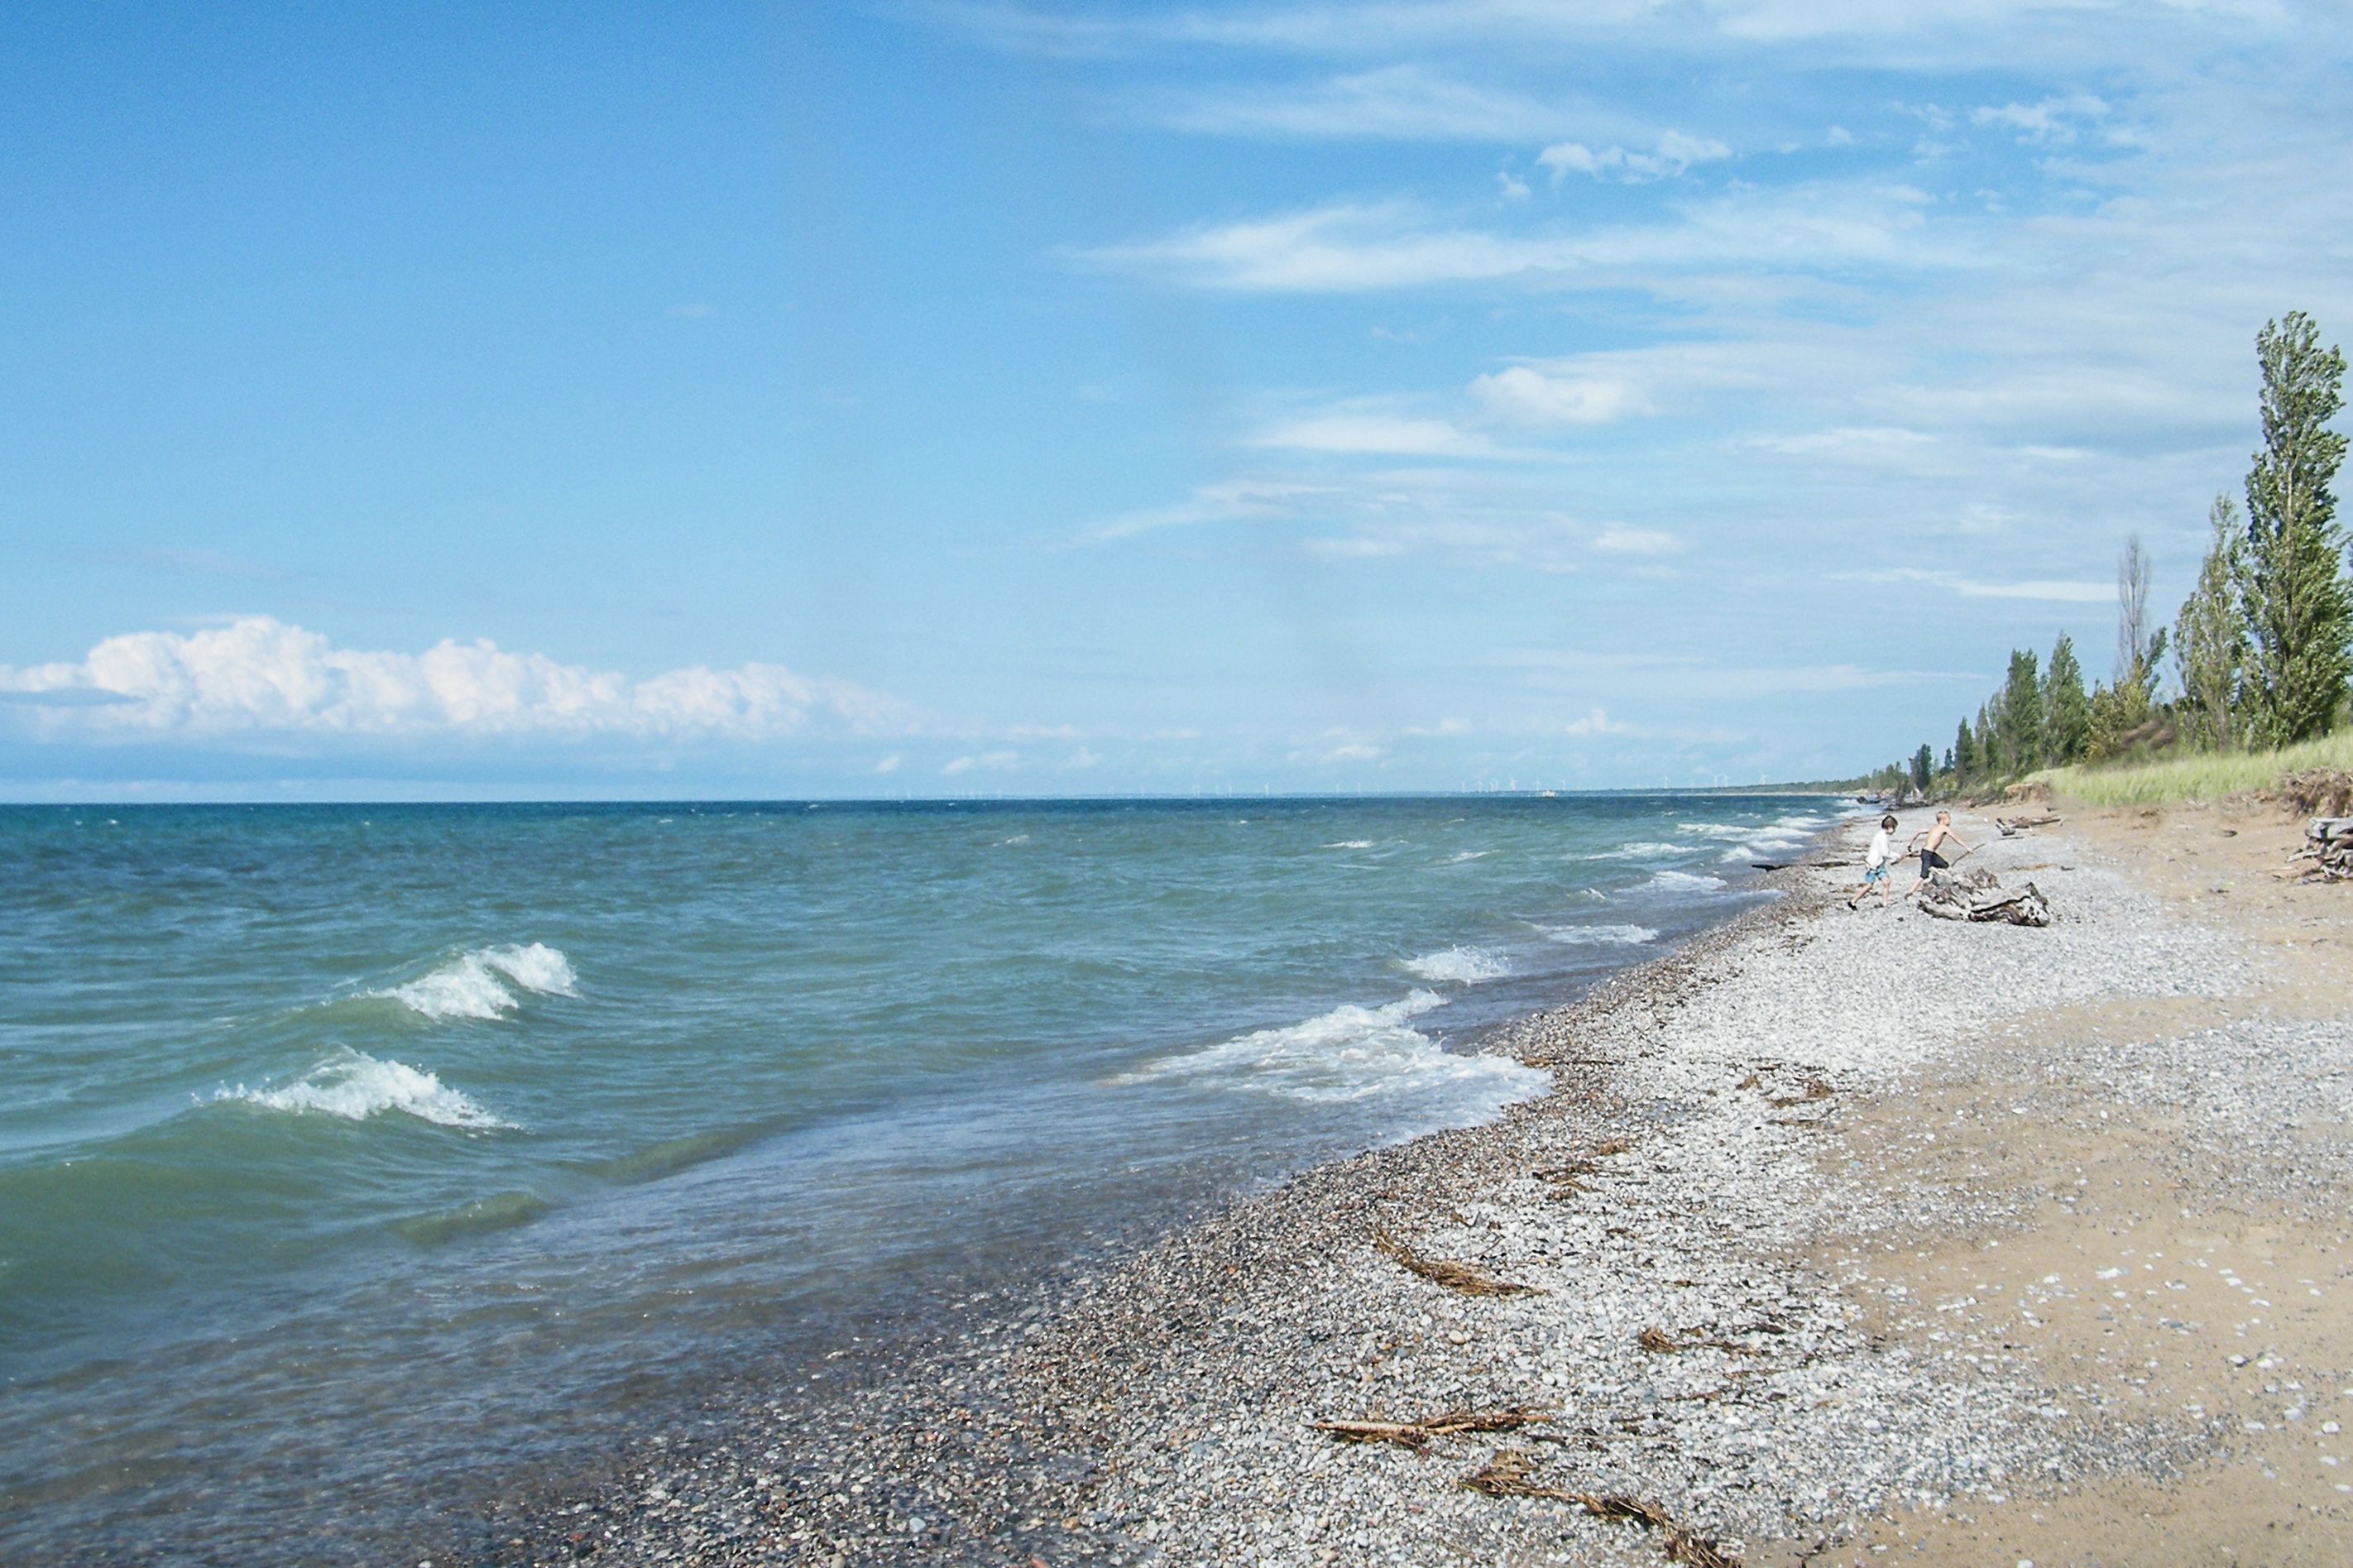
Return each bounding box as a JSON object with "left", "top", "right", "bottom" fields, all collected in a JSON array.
[{"left": 489, "top": 799, "right": 2352, "bottom": 1568}]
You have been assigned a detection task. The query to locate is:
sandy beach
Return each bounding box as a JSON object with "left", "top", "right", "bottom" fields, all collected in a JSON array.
[{"left": 507, "top": 797, "right": 2352, "bottom": 1568}]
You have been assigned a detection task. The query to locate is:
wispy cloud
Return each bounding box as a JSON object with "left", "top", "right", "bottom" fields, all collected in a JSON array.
[
  {"left": 1970, "top": 91, "right": 2110, "bottom": 144},
  {"left": 1253, "top": 410, "right": 1505, "bottom": 457},
  {"left": 1592, "top": 524, "right": 1682, "bottom": 556},
  {"left": 1859, "top": 568, "right": 2113, "bottom": 603},
  {"left": 1085, "top": 182, "right": 1948, "bottom": 293},
  {"left": 1127, "top": 64, "right": 1598, "bottom": 140}
]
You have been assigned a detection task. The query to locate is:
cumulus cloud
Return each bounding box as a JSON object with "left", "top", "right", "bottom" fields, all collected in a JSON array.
[
  {"left": 0, "top": 618, "right": 922, "bottom": 743},
  {"left": 1564, "top": 706, "right": 1626, "bottom": 736}
]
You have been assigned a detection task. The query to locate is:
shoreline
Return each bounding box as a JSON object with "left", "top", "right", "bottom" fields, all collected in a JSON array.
[{"left": 495, "top": 797, "right": 2349, "bottom": 1566}]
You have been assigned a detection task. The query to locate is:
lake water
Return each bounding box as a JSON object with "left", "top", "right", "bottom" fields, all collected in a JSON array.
[{"left": 0, "top": 793, "right": 1828, "bottom": 1561}]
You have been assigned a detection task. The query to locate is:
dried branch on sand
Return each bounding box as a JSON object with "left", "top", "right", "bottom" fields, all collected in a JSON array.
[
  {"left": 1373, "top": 1230, "right": 1541, "bottom": 1296},
  {"left": 1638, "top": 1326, "right": 1759, "bottom": 1356},
  {"left": 1462, "top": 1450, "right": 1742, "bottom": 1568},
  {"left": 2289, "top": 817, "right": 2353, "bottom": 882},
  {"left": 1994, "top": 814, "right": 2062, "bottom": 836},
  {"left": 1310, "top": 1407, "right": 1550, "bottom": 1450}
]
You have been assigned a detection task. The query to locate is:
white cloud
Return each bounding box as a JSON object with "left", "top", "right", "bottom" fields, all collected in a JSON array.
[
  {"left": 1087, "top": 182, "right": 1945, "bottom": 293},
  {"left": 1496, "top": 169, "right": 1531, "bottom": 201},
  {"left": 1471, "top": 364, "right": 1651, "bottom": 425},
  {"left": 1539, "top": 130, "right": 1732, "bottom": 184},
  {"left": 874, "top": 753, "right": 903, "bottom": 774},
  {"left": 1133, "top": 65, "right": 1597, "bottom": 141},
  {"left": 1564, "top": 706, "right": 1625, "bottom": 736},
  {"left": 1863, "top": 568, "right": 2113, "bottom": 602},
  {"left": 1253, "top": 412, "right": 1502, "bottom": 457},
  {"left": 1746, "top": 424, "right": 1938, "bottom": 461},
  {"left": 0, "top": 617, "right": 921, "bottom": 743},
  {"left": 1593, "top": 524, "right": 1682, "bottom": 555},
  {"left": 1971, "top": 92, "right": 2110, "bottom": 143},
  {"left": 1320, "top": 741, "right": 1383, "bottom": 764},
  {"left": 942, "top": 750, "right": 1020, "bottom": 774}
]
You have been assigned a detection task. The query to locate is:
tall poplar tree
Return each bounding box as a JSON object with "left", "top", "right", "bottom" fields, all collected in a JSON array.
[
  {"left": 2175, "top": 493, "right": 2250, "bottom": 750},
  {"left": 2243, "top": 311, "right": 2351, "bottom": 746},
  {"left": 1996, "top": 649, "right": 2043, "bottom": 772},
  {"left": 2043, "top": 632, "right": 2091, "bottom": 763},
  {"left": 1953, "top": 717, "right": 1976, "bottom": 783}
]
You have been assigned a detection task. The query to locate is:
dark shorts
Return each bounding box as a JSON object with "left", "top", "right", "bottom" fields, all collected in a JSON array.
[{"left": 1919, "top": 848, "right": 1949, "bottom": 872}]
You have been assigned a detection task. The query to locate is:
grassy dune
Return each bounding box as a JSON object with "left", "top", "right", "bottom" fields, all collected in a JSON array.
[{"left": 2030, "top": 730, "right": 2353, "bottom": 806}]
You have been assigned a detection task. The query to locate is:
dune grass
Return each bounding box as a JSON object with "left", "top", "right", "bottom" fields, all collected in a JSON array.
[{"left": 2029, "top": 729, "right": 2353, "bottom": 807}]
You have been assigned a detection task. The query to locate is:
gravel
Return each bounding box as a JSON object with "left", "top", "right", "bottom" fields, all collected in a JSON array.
[{"left": 482, "top": 811, "right": 2307, "bottom": 1567}]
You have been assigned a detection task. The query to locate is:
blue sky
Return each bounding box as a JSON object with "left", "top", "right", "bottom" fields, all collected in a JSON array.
[{"left": 5, "top": 0, "right": 2350, "bottom": 798}]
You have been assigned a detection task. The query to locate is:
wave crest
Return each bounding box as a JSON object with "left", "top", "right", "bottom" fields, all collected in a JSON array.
[
  {"left": 380, "top": 942, "right": 577, "bottom": 1023},
  {"left": 1400, "top": 946, "right": 1509, "bottom": 984},
  {"left": 1114, "top": 990, "right": 1541, "bottom": 1108},
  {"left": 216, "top": 1049, "right": 515, "bottom": 1129},
  {"left": 1537, "top": 923, "right": 1659, "bottom": 946}
]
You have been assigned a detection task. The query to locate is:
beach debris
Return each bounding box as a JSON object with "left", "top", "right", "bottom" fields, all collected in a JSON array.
[
  {"left": 1994, "top": 813, "right": 2062, "bottom": 836},
  {"left": 2283, "top": 770, "right": 2353, "bottom": 818},
  {"left": 2287, "top": 817, "right": 2353, "bottom": 882},
  {"left": 1919, "top": 870, "right": 2053, "bottom": 926},
  {"left": 1461, "top": 1451, "right": 1742, "bottom": 1567},
  {"left": 1766, "top": 1077, "right": 1833, "bottom": 1109},
  {"left": 1535, "top": 1138, "right": 1631, "bottom": 1197},
  {"left": 1373, "top": 1230, "right": 1541, "bottom": 1296},
  {"left": 1311, "top": 1407, "right": 1550, "bottom": 1450},
  {"left": 1638, "top": 1326, "right": 1761, "bottom": 1356}
]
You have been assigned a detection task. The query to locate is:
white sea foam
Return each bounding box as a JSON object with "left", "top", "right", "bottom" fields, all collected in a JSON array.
[
  {"left": 1646, "top": 869, "right": 1728, "bottom": 893},
  {"left": 1400, "top": 946, "right": 1509, "bottom": 984},
  {"left": 1321, "top": 840, "right": 1375, "bottom": 850},
  {"left": 1112, "top": 990, "right": 1542, "bottom": 1108},
  {"left": 217, "top": 1048, "right": 514, "bottom": 1129},
  {"left": 380, "top": 942, "right": 577, "bottom": 1023},
  {"left": 1537, "top": 923, "right": 1659, "bottom": 946},
  {"left": 1677, "top": 822, "right": 1754, "bottom": 841},
  {"left": 1590, "top": 841, "right": 1685, "bottom": 860},
  {"left": 1445, "top": 850, "right": 1493, "bottom": 863}
]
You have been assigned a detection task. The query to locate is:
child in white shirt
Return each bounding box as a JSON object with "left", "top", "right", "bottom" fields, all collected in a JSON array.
[{"left": 1847, "top": 814, "right": 1899, "bottom": 910}]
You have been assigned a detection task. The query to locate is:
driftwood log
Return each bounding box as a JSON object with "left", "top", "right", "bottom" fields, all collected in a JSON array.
[
  {"left": 2288, "top": 818, "right": 2353, "bottom": 883},
  {"left": 1919, "top": 868, "right": 2053, "bottom": 926},
  {"left": 1995, "top": 813, "right": 2062, "bottom": 837}
]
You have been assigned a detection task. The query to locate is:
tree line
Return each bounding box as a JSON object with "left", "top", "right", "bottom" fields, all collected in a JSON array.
[{"left": 1862, "top": 311, "right": 2350, "bottom": 798}]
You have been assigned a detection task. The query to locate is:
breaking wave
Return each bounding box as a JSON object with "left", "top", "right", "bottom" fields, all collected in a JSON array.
[
  {"left": 1400, "top": 946, "right": 1509, "bottom": 984},
  {"left": 1646, "top": 869, "right": 1728, "bottom": 893},
  {"left": 1111, "top": 990, "right": 1542, "bottom": 1108},
  {"left": 1589, "top": 841, "right": 1685, "bottom": 860},
  {"left": 379, "top": 943, "right": 577, "bottom": 1023},
  {"left": 1537, "top": 923, "right": 1659, "bottom": 946},
  {"left": 215, "top": 1048, "right": 515, "bottom": 1130}
]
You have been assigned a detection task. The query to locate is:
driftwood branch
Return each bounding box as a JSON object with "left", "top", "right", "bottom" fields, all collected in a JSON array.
[
  {"left": 1461, "top": 1451, "right": 1742, "bottom": 1567},
  {"left": 1995, "top": 813, "right": 2061, "bottom": 837},
  {"left": 1311, "top": 1407, "right": 1550, "bottom": 1450},
  {"left": 1373, "top": 1230, "right": 1541, "bottom": 1296}
]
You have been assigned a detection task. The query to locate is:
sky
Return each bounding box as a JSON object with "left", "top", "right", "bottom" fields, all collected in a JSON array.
[{"left": 4, "top": 0, "right": 2351, "bottom": 799}]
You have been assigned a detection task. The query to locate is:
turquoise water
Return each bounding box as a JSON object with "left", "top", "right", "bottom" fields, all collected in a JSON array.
[{"left": 0, "top": 794, "right": 1826, "bottom": 1560}]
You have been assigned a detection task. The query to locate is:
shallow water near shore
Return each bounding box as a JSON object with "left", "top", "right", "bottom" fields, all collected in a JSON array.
[{"left": 0, "top": 793, "right": 1823, "bottom": 1560}]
